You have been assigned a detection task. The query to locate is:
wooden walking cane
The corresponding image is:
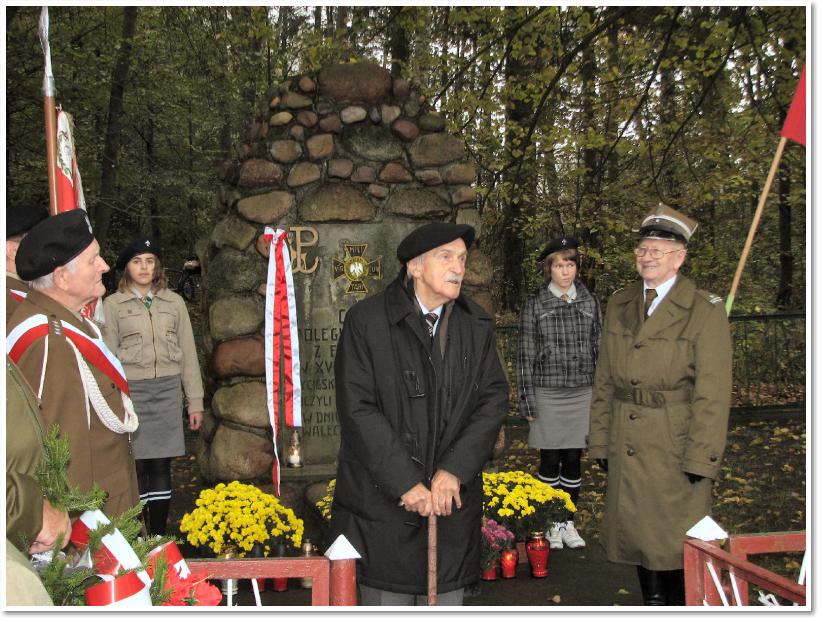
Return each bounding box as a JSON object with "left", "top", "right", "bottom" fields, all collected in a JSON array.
[{"left": 427, "top": 514, "right": 437, "bottom": 606}]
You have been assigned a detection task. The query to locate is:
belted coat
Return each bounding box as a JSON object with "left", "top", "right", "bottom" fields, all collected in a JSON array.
[
  {"left": 588, "top": 276, "right": 732, "bottom": 570},
  {"left": 330, "top": 275, "right": 508, "bottom": 594}
]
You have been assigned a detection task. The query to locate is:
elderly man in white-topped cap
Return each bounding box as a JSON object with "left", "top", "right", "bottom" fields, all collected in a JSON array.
[{"left": 588, "top": 203, "right": 732, "bottom": 606}]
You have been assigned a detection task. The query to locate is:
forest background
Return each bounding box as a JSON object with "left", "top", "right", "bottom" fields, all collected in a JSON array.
[{"left": 5, "top": 6, "right": 807, "bottom": 316}]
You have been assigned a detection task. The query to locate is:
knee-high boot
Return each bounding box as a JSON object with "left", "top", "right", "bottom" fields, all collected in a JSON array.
[
  {"left": 662, "top": 569, "right": 686, "bottom": 606},
  {"left": 636, "top": 566, "right": 666, "bottom": 606}
]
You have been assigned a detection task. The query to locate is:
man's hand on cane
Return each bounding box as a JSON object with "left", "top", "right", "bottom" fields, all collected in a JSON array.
[
  {"left": 400, "top": 483, "right": 434, "bottom": 516},
  {"left": 431, "top": 469, "right": 461, "bottom": 516}
]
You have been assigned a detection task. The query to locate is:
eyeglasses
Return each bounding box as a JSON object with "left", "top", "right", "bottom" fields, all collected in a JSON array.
[{"left": 633, "top": 247, "right": 682, "bottom": 260}]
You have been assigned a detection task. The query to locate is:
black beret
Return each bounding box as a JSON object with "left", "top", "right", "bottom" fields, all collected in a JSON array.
[
  {"left": 537, "top": 236, "right": 579, "bottom": 262},
  {"left": 16, "top": 210, "right": 95, "bottom": 280},
  {"left": 397, "top": 222, "right": 475, "bottom": 264},
  {"left": 116, "top": 237, "right": 160, "bottom": 271},
  {"left": 7, "top": 202, "right": 48, "bottom": 238}
]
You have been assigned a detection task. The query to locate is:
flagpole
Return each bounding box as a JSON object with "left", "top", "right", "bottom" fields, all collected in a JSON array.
[
  {"left": 725, "top": 137, "right": 787, "bottom": 315},
  {"left": 39, "top": 7, "right": 59, "bottom": 216}
]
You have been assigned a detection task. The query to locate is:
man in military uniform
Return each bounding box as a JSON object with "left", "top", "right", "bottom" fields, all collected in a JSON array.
[
  {"left": 7, "top": 210, "right": 139, "bottom": 519},
  {"left": 6, "top": 201, "right": 48, "bottom": 321},
  {"left": 588, "top": 204, "right": 732, "bottom": 606}
]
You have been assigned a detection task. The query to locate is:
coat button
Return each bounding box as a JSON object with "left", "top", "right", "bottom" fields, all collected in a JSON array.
[
  {"left": 627, "top": 448, "right": 636, "bottom": 456},
  {"left": 634, "top": 343, "right": 642, "bottom": 349},
  {"left": 630, "top": 379, "right": 640, "bottom": 386},
  {"left": 629, "top": 413, "right": 637, "bottom": 420},
  {"left": 710, "top": 455, "right": 718, "bottom": 462}
]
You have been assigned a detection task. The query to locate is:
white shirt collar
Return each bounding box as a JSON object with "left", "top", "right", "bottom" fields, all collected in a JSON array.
[
  {"left": 548, "top": 281, "right": 576, "bottom": 301},
  {"left": 643, "top": 274, "right": 677, "bottom": 316},
  {"left": 415, "top": 296, "right": 443, "bottom": 333}
]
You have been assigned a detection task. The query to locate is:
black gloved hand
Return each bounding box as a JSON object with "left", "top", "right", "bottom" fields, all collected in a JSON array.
[
  {"left": 685, "top": 472, "right": 703, "bottom": 484},
  {"left": 595, "top": 458, "right": 608, "bottom": 472}
]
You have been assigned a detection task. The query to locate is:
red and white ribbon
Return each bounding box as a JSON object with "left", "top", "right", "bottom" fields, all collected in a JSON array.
[
  {"left": 71, "top": 510, "right": 152, "bottom": 607},
  {"left": 9, "top": 288, "right": 27, "bottom": 302},
  {"left": 146, "top": 541, "right": 190, "bottom": 581},
  {"left": 85, "top": 570, "right": 152, "bottom": 607},
  {"left": 264, "top": 227, "right": 302, "bottom": 495}
]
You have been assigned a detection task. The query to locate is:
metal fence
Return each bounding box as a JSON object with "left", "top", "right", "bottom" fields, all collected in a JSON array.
[{"left": 496, "top": 312, "right": 805, "bottom": 418}]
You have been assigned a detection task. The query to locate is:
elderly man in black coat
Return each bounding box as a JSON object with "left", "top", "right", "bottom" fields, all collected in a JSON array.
[{"left": 330, "top": 222, "right": 509, "bottom": 606}]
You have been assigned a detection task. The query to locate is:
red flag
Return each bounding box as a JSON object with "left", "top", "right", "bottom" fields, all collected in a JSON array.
[
  {"left": 780, "top": 65, "right": 805, "bottom": 146},
  {"left": 56, "top": 109, "right": 87, "bottom": 212}
]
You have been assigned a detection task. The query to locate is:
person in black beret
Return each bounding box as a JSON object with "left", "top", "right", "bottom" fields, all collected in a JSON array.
[
  {"left": 101, "top": 238, "right": 204, "bottom": 536},
  {"left": 518, "top": 235, "right": 602, "bottom": 551},
  {"left": 7, "top": 209, "right": 140, "bottom": 520},
  {"left": 331, "top": 221, "right": 508, "bottom": 606},
  {"left": 6, "top": 202, "right": 49, "bottom": 321},
  {"left": 589, "top": 203, "right": 731, "bottom": 606}
]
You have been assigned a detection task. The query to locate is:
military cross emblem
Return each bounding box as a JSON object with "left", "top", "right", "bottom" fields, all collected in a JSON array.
[{"left": 332, "top": 243, "right": 382, "bottom": 294}]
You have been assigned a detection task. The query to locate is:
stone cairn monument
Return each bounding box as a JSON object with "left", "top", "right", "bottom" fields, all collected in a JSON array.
[{"left": 198, "top": 62, "right": 494, "bottom": 529}]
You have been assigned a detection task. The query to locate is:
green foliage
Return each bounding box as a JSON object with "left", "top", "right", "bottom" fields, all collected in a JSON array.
[
  {"left": 39, "top": 551, "right": 97, "bottom": 606},
  {"left": 36, "top": 426, "right": 107, "bottom": 512},
  {"left": 5, "top": 6, "right": 805, "bottom": 311},
  {"left": 84, "top": 502, "right": 147, "bottom": 557}
]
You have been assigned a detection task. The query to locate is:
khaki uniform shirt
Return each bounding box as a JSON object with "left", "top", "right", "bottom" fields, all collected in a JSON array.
[
  {"left": 8, "top": 289, "right": 139, "bottom": 519},
  {"left": 102, "top": 288, "right": 204, "bottom": 413}
]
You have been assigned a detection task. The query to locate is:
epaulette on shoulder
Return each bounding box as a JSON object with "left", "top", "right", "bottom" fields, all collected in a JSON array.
[{"left": 697, "top": 290, "right": 724, "bottom": 305}]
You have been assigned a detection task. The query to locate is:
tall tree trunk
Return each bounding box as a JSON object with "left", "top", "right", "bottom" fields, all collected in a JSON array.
[
  {"left": 775, "top": 163, "right": 793, "bottom": 309},
  {"left": 95, "top": 6, "right": 138, "bottom": 251},
  {"left": 388, "top": 7, "right": 410, "bottom": 78},
  {"left": 146, "top": 106, "right": 160, "bottom": 240},
  {"left": 500, "top": 10, "right": 537, "bottom": 312}
]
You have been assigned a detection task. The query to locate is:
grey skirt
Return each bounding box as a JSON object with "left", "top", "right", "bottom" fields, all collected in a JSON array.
[
  {"left": 130, "top": 375, "right": 185, "bottom": 460},
  {"left": 527, "top": 385, "right": 592, "bottom": 450}
]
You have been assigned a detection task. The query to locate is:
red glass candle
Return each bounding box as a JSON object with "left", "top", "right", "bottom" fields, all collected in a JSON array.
[
  {"left": 526, "top": 532, "right": 550, "bottom": 578},
  {"left": 499, "top": 548, "right": 518, "bottom": 579}
]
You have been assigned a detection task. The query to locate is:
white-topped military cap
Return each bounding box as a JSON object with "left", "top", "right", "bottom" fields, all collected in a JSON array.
[{"left": 635, "top": 203, "right": 698, "bottom": 244}]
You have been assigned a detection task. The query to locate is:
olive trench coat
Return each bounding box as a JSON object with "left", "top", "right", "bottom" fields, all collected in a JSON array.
[
  {"left": 330, "top": 275, "right": 508, "bottom": 595},
  {"left": 7, "top": 290, "right": 140, "bottom": 519},
  {"left": 588, "top": 276, "right": 732, "bottom": 570}
]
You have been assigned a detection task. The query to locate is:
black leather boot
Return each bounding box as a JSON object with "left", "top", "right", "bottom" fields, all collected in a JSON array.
[
  {"left": 636, "top": 565, "right": 666, "bottom": 606},
  {"left": 662, "top": 569, "right": 686, "bottom": 606}
]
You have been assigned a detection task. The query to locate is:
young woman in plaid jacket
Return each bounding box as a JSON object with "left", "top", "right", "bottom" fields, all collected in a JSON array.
[{"left": 517, "top": 236, "right": 601, "bottom": 549}]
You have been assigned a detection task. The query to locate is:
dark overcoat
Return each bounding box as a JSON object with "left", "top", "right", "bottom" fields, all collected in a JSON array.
[
  {"left": 588, "top": 276, "right": 732, "bottom": 570},
  {"left": 330, "top": 275, "right": 508, "bottom": 594}
]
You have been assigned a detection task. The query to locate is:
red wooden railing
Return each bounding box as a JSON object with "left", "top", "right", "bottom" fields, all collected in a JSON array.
[
  {"left": 187, "top": 557, "right": 357, "bottom": 606},
  {"left": 684, "top": 532, "right": 806, "bottom": 606}
]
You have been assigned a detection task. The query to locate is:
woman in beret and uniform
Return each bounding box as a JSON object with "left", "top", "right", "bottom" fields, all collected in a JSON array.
[
  {"left": 102, "top": 239, "right": 204, "bottom": 536},
  {"left": 518, "top": 236, "right": 602, "bottom": 549}
]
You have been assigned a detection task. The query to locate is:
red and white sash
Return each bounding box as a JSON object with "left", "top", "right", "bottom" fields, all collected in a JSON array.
[
  {"left": 6, "top": 314, "right": 129, "bottom": 396},
  {"left": 264, "top": 227, "right": 302, "bottom": 495}
]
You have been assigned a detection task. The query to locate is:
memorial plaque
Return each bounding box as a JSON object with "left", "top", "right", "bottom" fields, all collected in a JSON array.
[{"left": 289, "top": 221, "right": 420, "bottom": 465}]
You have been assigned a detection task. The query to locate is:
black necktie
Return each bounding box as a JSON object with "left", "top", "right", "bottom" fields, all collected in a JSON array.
[
  {"left": 644, "top": 289, "right": 657, "bottom": 318},
  {"left": 424, "top": 312, "right": 438, "bottom": 339}
]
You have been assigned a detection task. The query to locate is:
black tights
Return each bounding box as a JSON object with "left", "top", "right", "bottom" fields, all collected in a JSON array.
[
  {"left": 538, "top": 448, "right": 583, "bottom": 509},
  {"left": 135, "top": 458, "right": 172, "bottom": 536}
]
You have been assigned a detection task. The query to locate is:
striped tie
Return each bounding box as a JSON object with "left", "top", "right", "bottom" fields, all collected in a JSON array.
[{"left": 424, "top": 312, "right": 438, "bottom": 339}]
